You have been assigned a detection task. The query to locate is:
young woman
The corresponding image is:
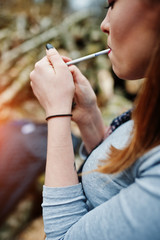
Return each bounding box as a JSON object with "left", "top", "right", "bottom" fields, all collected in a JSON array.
[{"left": 30, "top": 0, "right": 160, "bottom": 239}]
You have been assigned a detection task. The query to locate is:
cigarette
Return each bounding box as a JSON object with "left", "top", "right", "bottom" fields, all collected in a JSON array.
[{"left": 66, "top": 49, "right": 110, "bottom": 66}]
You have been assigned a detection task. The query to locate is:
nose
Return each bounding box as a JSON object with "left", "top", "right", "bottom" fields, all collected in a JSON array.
[{"left": 100, "top": 11, "right": 110, "bottom": 34}]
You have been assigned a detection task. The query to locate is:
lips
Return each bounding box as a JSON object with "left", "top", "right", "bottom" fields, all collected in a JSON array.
[
  {"left": 107, "top": 44, "right": 112, "bottom": 54},
  {"left": 108, "top": 49, "right": 112, "bottom": 54}
]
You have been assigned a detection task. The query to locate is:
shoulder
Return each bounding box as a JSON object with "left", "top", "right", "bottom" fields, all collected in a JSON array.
[
  {"left": 133, "top": 145, "right": 160, "bottom": 177},
  {"left": 130, "top": 146, "right": 160, "bottom": 198}
]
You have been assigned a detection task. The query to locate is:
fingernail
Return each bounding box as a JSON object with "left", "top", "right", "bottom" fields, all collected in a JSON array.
[{"left": 46, "top": 43, "right": 54, "bottom": 50}]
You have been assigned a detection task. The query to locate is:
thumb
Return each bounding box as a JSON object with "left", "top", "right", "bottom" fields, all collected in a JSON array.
[
  {"left": 62, "top": 56, "right": 72, "bottom": 63},
  {"left": 69, "top": 65, "right": 86, "bottom": 83},
  {"left": 46, "top": 43, "right": 66, "bottom": 68}
]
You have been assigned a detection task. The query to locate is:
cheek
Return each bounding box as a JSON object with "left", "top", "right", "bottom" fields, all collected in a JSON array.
[
  {"left": 110, "top": 1, "right": 146, "bottom": 49},
  {"left": 108, "top": 3, "right": 156, "bottom": 79}
]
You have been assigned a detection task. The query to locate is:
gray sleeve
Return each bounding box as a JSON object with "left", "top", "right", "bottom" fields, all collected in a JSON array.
[
  {"left": 42, "top": 162, "right": 160, "bottom": 240},
  {"left": 42, "top": 183, "right": 89, "bottom": 240}
]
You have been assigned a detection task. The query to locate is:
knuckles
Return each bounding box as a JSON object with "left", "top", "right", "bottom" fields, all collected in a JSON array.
[
  {"left": 29, "top": 70, "right": 34, "bottom": 80},
  {"left": 34, "top": 62, "right": 40, "bottom": 69},
  {"left": 34, "top": 56, "right": 48, "bottom": 69},
  {"left": 34, "top": 59, "right": 44, "bottom": 69}
]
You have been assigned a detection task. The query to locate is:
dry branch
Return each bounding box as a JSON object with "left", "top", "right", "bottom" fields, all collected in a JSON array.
[
  {"left": 1, "top": 9, "right": 96, "bottom": 70},
  {"left": 0, "top": 65, "right": 32, "bottom": 108}
]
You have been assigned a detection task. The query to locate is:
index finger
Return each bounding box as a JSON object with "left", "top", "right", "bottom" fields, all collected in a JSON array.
[{"left": 46, "top": 47, "right": 67, "bottom": 70}]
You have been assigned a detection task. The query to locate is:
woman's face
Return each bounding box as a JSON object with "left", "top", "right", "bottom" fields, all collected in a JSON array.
[{"left": 101, "top": 0, "right": 160, "bottom": 80}]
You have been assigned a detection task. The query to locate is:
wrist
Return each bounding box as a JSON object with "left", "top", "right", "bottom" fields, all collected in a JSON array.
[
  {"left": 75, "top": 103, "right": 101, "bottom": 126},
  {"left": 77, "top": 105, "right": 106, "bottom": 153},
  {"left": 45, "top": 104, "right": 72, "bottom": 117},
  {"left": 46, "top": 114, "right": 72, "bottom": 121}
]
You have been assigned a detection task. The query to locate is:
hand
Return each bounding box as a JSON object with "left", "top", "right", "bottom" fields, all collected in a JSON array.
[
  {"left": 62, "top": 58, "right": 105, "bottom": 152},
  {"left": 69, "top": 65, "right": 98, "bottom": 125},
  {"left": 30, "top": 48, "right": 75, "bottom": 116}
]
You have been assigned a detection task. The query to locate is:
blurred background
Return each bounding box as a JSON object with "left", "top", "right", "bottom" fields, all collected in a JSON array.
[{"left": 0, "top": 0, "right": 141, "bottom": 239}]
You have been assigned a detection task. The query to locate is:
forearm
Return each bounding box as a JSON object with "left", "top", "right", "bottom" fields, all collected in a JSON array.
[
  {"left": 45, "top": 117, "right": 79, "bottom": 188},
  {"left": 77, "top": 105, "right": 106, "bottom": 154}
]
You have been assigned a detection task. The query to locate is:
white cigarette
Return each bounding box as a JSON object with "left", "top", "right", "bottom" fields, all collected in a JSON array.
[{"left": 66, "top": 49, "right": 110, "bottom": 66}]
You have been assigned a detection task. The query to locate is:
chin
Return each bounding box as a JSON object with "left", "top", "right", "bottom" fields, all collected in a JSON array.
[{"left": 113, "top": 66, "right": 145, "bottom": 80}]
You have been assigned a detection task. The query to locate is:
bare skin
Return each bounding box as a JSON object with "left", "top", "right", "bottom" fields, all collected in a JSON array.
[
  {"left": 101, "top": 0, "right": 160, "bottom": 80},
  {"left": 30, "top": 0, "right": 160, "bottom": 188}
]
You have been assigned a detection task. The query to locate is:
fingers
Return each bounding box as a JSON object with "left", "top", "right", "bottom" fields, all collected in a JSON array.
[
  {"left": 30, "top": 69, "right": 36, "bottom": 82},
  {"left": 69, "top": 65, "right": 86, "bottom": 83},
  {"left": 30, "top": 79, "right": 37, "bottom": 98},
  {"left": 30, "top": 57, "right": 50, "bottom": 88},
  {"left": 62, "top": 56, "right": 72, "bottom": 63},
  {"left": 30, "top": 80, "right": 33, "bottom": 88},
  {"left": 46, "top": 48, "right": 67, "bottom": 69},
  {"left": 33, "top": 56, "right": 53, "bottom": 74}
]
